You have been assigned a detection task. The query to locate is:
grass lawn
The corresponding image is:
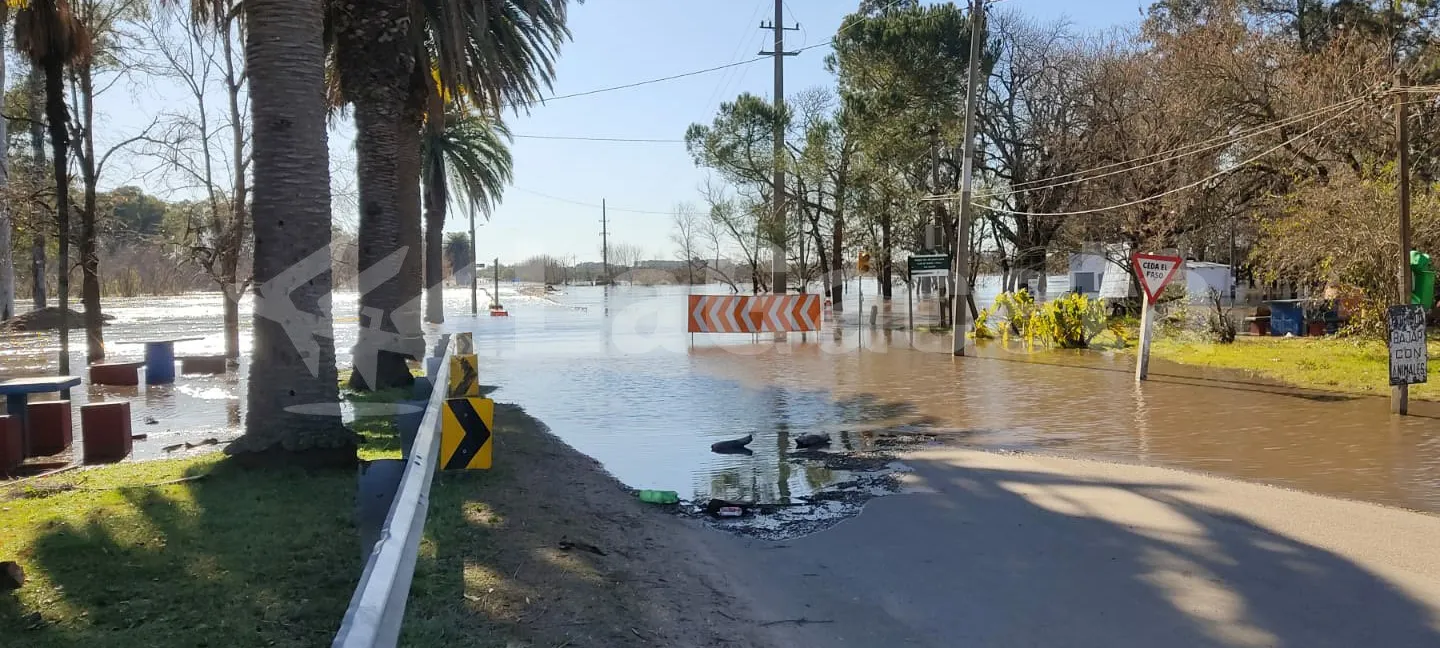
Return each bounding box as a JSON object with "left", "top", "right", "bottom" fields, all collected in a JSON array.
[
  {"left": 0, "top": 394, "right": 410, "bottom": 647},
  {"left": 1150, "top": 335, "right": 1440, "bottom": 400},
  {"left": 0, "top": 456, "right": 361, "bottom": 647}
]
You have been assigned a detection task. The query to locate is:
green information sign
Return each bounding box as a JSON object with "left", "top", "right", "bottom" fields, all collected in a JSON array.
[{"left": 908, "top": 254, "right": 951, "bottom": 278}]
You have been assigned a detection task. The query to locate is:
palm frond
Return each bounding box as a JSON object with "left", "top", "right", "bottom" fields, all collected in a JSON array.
[
  {"left": 14, "top": 0, "right": 91, "bottom": 67},
  {"left": 422, "top": 110, "right": 514, "bottom": 218},
  {"left": 421, "top": 0, "right": 575, "bottom": 115}
]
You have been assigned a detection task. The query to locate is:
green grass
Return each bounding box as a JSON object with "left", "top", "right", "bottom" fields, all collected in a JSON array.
[
  {"left": 0, "top": 456, "right": 361, "bottom": 647},
  {"left": 1150, "top": 335, "right": 1440, "bottom": 400},
  {"left": 0, "top": 383, "right": 420, "bottom": 647}
]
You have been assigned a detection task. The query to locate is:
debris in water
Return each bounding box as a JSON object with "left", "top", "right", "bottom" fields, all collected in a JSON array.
[
  {"left": 143, "top": 417, "right": 158, "bottom": 425},
  {"left": 710, "top": 434, "right": 753, "bottom": 454},
  {"left": 162, "top": 443, "right": 184, "bottom": 453},
  {"left": 131, "top": 433, "right": 148, "bottom": 441},
  {"left": 638, "top": 489, "right": 679, "bottom": 505},
  {"left": 794, "top": 433, "right": 831, "bottom": 449}
]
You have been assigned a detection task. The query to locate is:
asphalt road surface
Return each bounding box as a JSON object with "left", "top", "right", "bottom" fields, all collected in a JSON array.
[{"left": 699, "top": 448, "right": 1440, "bottom": 648}]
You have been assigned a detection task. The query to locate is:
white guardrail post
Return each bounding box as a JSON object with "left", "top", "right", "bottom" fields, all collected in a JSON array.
[{"left": 333, "top": 337, "right": 455, "bottom": 647}]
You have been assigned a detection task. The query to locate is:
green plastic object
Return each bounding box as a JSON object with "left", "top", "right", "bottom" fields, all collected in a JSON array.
[
  {"left": 638, "top": 489, "right": 679, "bottom": 505},
  {"left": 1411, "top": 251, "right": 1435, "bottom": 307}
]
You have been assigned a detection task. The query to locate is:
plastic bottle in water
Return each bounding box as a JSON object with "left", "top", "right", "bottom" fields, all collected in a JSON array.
[{"left": 638, "top": 489, "right": 680, "bottom": 505}]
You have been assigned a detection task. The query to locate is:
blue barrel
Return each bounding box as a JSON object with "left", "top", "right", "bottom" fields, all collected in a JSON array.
[{"left": 144, "top": 342, "right": 176, "bottom": 384}]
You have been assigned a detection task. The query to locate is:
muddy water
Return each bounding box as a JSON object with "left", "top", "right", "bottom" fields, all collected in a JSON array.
[{"left": 3, "top": 283, "right": 1438, "bottom": 515}]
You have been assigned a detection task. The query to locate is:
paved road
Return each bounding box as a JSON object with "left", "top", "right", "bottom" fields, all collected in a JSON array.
[{"left": 699, "top": 449, "right": 1440, "bottom": 648}]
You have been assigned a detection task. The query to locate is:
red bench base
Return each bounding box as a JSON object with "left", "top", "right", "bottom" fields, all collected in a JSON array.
[
  {"left": 28, "top": 400, "right": 73, "bottom": 458},
  {"left": 82, "top": 401, "right": 132, "bottom": 465},
  {"left": 180, "top": 355, "right": 229, "bottom": 375},
  {"left": 91, "top": 362, "right": 145, "bottom": 386},
  {"left": 0, "top": 416, "right": 20, "bottom": 476}
]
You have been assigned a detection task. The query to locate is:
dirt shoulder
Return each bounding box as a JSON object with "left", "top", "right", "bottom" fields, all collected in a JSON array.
[{"left": 401, "top": 403, "right": 778, "bottom": 648}]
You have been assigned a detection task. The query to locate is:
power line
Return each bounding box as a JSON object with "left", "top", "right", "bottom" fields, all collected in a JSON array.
[
  {"left": 505, "top": 0, "right": 911, "bottom": 109},
  {"left": 973, "top": 94, "right": 1372, "bottom": 200},
  {"left": 932, "top": 101, "right": 1363, "bottom": 217},
  {"left": 511, "top": 187, "right": 674, "bottom": 215},
  {"left": 512, "top": 134, "right": 683, "bottom": 143}
]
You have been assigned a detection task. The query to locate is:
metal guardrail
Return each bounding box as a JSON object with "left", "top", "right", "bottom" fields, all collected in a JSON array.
[{"left": 333, "top": 338, "right": 454, "bottom": 647}]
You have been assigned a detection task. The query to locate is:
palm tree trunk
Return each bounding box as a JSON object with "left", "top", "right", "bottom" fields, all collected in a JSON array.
[
  {"left": 43, "top": 55, "right": 70, "bottom": 376},
  {"left": 337, "top": 0, "right": 423, "bottom": 391},
  {"left": 349, "top": 96, "right": 420, "bottom": 391},
  {"left": 231, "top": 0, "right": 351, "bottom": 465},
  {"left": 423, "top": 103, "right": 446, "bottom": 324}
]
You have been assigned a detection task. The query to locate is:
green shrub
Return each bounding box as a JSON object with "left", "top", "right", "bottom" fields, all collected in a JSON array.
[{"left": 987, "top": 291, "right": 1109, "bottom": 349}]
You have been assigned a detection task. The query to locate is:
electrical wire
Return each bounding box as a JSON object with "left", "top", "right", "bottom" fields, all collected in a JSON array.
[
  {"left": 972, "top": 94, "right": 1372, "bottom": 200},
  {"left": 704, "top": 0, "right": 768, "bottom": 113},
  {"left": 511, "top": 187, "right": 674, "bottom": 215},
  {"left": 981, "top": 89, "right": 1381, "bottom": 197},
  {"left": 512, "top": 134, "right": 683, "bottom": 143},
  {"left": 928, "top": 100, "right": 1363, "bottom": 217},
  {"left": 505, "top": 0, "right": 913, "bottom": 109}
]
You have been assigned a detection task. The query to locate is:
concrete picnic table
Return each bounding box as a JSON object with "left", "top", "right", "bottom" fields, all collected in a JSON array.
[
  {"left": 119, "top": 337, "right": 205, "bottom": 384},
  {"left": 0, "top": 375, "right": 81, "bottom": 457}
]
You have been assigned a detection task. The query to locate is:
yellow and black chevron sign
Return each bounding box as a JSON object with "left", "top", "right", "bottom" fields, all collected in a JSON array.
[
  {"left": 454, "top": 332, "right": 474, "bottom": 355},
  {"left": 448, "top": 354, "right": 479, "bottom": 398},
  {"left": 441, "top": 397, "right": 493, "bottom": 470}
]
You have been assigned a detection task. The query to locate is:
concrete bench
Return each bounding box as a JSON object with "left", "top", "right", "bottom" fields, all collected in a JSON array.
[{"left": 90, "top": 361, "right": 145, "bottom": 386}]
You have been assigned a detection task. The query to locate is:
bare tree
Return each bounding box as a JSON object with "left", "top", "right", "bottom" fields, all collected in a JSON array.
[
  {"left": 132, "top": 5, "right": 251, "bottom": 359},
  {"left": 670, "top": 201, "right": 702, "bottom": 284},
  {"left": 608, "top": 242, "right": 646, "bottom": 270}
]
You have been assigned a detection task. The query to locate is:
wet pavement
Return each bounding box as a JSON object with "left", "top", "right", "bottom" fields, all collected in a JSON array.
[{"left": 2, "top": 283, "right": 1438, "bottom": 516}]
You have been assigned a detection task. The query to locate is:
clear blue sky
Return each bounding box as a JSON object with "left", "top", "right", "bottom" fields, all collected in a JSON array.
[
  {"left": 474, "top": 0, "right": 1145, "bottom": 265},
  {"left": 88, "top": 1, "right": 1145, "bottom": 265}
]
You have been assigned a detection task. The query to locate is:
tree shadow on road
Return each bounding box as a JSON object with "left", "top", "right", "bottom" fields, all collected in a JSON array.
[{"left": 722, "top": 454, "right": 1440, "bottom": 647}]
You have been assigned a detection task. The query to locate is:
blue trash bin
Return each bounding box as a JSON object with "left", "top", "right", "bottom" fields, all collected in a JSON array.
[
  {"left": 144, "top": 342, "right": 177, "bottom": 384},
  {"left": 1266, "top": 300, "right": 1305, "bottom": 336}
]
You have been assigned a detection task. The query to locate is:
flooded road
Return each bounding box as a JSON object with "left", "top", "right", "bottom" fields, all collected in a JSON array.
[{"left": 3, "top": 283, "right": 1438, "bottom": 514}]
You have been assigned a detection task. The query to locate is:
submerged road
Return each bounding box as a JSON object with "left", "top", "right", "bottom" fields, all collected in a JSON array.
[{"left": 697, "top": 448, "right": 1440, "bottom": 648}]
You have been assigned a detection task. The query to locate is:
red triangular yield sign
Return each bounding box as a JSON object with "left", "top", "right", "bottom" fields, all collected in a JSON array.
[{"left": 1131, "top": 253, "right": 1183, "bottom": 303}]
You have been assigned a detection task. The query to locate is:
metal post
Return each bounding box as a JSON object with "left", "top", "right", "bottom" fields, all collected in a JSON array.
[
  {"left": 952, "top": 0, "right": 984, "bottom": 356},
  {"left": 493, "top": 257, "right": 500, "bottom": 310},
  {"left": 601, "top": 199, "right": 609, "bottom": 286},
  {"left": 1135, "top": 297, "right": 1154, "bottom": 381},
  {"left": 1394, "top": 68, "right": 1413, "bottom": 414},
  {"left": 468, "top": 203, "right": 478, "bottom": 315}
]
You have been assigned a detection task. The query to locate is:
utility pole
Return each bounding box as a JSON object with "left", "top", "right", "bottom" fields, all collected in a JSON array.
[
  {"left": 601, "top": 199, "right": 610, "bottom": 286},
  {"left": 761, "top": 0, "right": 798, "bottom": 294},
  {"left": 952, "top": 0, "right": 984, "bottom": 357},
  {"left": 1394, "top": 69, "right": 1413, "bottom": 414},
  {"left": 468, "top": 202, "right": 478, "bottom": 315}
]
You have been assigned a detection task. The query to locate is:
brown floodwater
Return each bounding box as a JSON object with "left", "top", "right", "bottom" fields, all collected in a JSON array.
[{"left": 3, "top": 283, "right": 1437, "bottom": 514}]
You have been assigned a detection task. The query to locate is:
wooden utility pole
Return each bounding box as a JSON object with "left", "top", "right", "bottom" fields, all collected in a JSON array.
[
  {"left": 761, "top": 0, "right": 798, "bottom": 294},
  {"left": 1394, "top": 69, "right": 1413, "bottom": 414},
  {"left": 601, "top": 199, "right": 609, "bottom": 285},
  {"left": 952, "top": 0, "right": 984, "bottom": 356}
]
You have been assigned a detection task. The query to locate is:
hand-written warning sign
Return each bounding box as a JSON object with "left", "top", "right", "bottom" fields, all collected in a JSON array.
[
  {"left": 1388, "top": 305, "right": 1429, "bottom": 386},
  {"left": 1132, "top": 253, "right": 1183, "bottom": 304}
]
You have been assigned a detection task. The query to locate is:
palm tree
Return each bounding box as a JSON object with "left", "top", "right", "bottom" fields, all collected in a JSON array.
[
  {"left": 329, "top": 0, "right": 572, "bottom": 390},
  {"left": 423, "top": 110, "right": 513, "bottom": 323},
  {"left": 223, "top": 0, "right": 351, "bottom": 465},
  {"left": 14, "top": 0, "right": 91, "bottom": 378},
  {"left": 443, "top": 231, "right": 472, "bottom": 286}
]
